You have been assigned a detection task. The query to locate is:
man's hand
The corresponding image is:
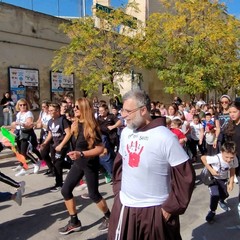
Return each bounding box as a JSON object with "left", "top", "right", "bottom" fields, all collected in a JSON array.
[{"left": 161, "top": 208, "right": 171, "bottom": 222}]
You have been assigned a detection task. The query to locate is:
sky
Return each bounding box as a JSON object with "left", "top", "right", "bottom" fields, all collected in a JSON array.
[{"left": 0, "top": 0, "right": 239, "bottom": 18}]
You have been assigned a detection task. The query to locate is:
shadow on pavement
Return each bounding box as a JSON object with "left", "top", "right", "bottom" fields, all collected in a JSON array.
[{"left": 191, "top": 197, "right": 240, "bottom": 240}]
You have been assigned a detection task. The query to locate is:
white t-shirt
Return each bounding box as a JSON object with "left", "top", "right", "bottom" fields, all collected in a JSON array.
[
  {"left": 119, "top": 125, "right": 189, "bottom": 208},
  {"left": 15, "top": 111, "right": 34, "bottom": 130},
  {"left": 190, "top": 122, "right": 203, "bottom": 140},
  {"left": 206, "top": 153, "right": 238, "bottom": 179},
  {"left": 205, "top": 132, "right": 215, "bottom": 145},
  {"left": 40, "top": 111, "right": 52, "bottom": 131}
]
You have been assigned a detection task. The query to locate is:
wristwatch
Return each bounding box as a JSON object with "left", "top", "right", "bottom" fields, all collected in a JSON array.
[{"left": 80, "top": 151, "right": 84, "bottom": 158}]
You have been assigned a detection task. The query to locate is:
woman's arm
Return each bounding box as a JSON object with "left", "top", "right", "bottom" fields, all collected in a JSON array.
[
  {"left": 67, "top": 145, "right": 104, "bottom": 160},
  {"left": 21, "top": 117, "right": 34, "bottom": 129}
]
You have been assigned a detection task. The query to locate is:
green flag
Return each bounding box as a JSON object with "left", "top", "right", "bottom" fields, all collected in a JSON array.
[{"left": 0, "top": 127, "right": 15, "bottom": 146}]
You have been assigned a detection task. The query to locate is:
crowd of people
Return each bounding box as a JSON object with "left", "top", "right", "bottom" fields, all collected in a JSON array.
[{"left": 0, "top": 90, "right": 240, "bottom": 239}]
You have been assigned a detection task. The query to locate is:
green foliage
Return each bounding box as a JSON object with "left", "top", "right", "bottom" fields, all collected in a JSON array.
[
  {"left": 52, "top": 3, "right": 140, "bottom": 96},
  {"left": 137, "top": 0, "right": 240, "bottom": 95}
]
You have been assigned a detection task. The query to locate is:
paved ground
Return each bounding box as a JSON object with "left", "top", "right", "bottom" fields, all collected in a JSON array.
[{"left": 0, "top": 148, "right": 240, "bottom": 240}]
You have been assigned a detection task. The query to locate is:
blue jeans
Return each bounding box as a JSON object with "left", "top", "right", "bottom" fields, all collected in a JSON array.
[
  {"left": 3, "top": 111, "right": 13, "bottom": 126},
  {"left": 0, "top": 192, "right": 12, "bottom": 202},
  {"left": 99, "top": 135, "right": 115, "bottom": 177}
]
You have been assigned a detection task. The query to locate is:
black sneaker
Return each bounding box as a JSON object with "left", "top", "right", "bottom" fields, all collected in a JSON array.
[
  {"left": 219, "top": 201, "right": 230, "bottom": 212},
  {"left": 206, "top": 211, "right": 215, "bottom": 223},
  {"left": 59, "top": 220, "right": 82, "bottom": 235},
  {"left": 98, "top": 217, "right": 109, "bottom": 232},
  {"left": 44, "top": 170, "right": 53, "bottom": 175}
]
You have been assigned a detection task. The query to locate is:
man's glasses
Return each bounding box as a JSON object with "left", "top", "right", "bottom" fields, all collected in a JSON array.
[
  {"left": 121, "top": 106, "right": 145, "bottom": 115},
  {"left": 19, "top": 104, "right": 26, "bottom": 106}
]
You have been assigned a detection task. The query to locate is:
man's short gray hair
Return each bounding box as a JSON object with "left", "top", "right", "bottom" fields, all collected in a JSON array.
[{"left": 122, "top": 90, "right": 151, "bottom": 112}]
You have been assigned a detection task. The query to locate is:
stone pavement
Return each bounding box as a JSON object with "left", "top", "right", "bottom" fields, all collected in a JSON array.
[{"left": 0, "top": 150, "right": 240, "bottom": 240}]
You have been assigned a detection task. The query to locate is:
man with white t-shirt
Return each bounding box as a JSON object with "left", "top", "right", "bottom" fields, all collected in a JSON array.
[{"left": 108, "top": 90, "right": 195, "bottom": 240}]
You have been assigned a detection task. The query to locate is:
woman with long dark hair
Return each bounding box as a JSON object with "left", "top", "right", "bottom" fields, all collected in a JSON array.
[
  {"left": 224, "top": 99, "right": 240, "bottom": 218},
  {"left": 59, "top": 98, "right": 111, "bottom": 235}
]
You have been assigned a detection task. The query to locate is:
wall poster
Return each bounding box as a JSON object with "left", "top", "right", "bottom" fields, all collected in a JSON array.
[
  {"left": 8, "top": 67, "right": 40, "bottom": 111},
  {"left": 50, "top": 71, "right": 74, "bottom": 102}
]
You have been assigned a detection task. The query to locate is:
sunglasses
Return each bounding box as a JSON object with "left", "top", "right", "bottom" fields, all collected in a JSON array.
[
  {"left": 221, "top": 101, "right": 229, "bottom": 104},
  {"left": 74, "top": 105, "right": 80, "bottom": 110},
  {"left": 19, "top": 104, "right": 26, "bottom": 106}
]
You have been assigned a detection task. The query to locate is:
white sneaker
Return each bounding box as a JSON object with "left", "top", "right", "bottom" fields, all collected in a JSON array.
[
  {"left": 234, "top": 175, "right": 238, "bottom": 184},
  {"left": 75, "top": 183, "right": 88, "bottom": 191},
  {"left": 18, "top": 181, "right": 26, "bottom": 194},
  {"left": 238, "top": 203, "right": 240, "bottom": 219},
  {"left": 15, "top": 168, "right": 28, "bottom": 177},
  {"left": 12, "top": 165, "right": 22, "bottom": 172},
  {"left": 33, "top": 161, "right": 41, "bottom": 174},
  {"left": 13, "top": 189, "right": 22, "bottom": 206}
]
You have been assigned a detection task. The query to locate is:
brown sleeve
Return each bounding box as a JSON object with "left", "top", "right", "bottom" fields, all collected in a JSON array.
[
  {"left": 112, "top": 152, "right": 122, "bottom": 196},
  {"left": 161, "top": 160, "right": 195, "bottom": 215}
]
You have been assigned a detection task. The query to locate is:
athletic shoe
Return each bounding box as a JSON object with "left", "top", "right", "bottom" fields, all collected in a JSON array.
[
  {"left": 44, "top": 169, "right": 53, "bottom": 175},
  {"left": 40, "top": 160, "right": 47, "bottom": 167},
  {"left": 18, "top": 181, "right": 26, "bottom": 195},
  {"left": 59, "top": 220, "right": 82, "bottom": 235},
  {"left": 219, "top": 201, "right": 230, "bottom": 212},
  {"left": 50, "top": 185, "right": 62, "bottom": 193},
  {"left": 13, "top": 189, "right": 22, "bottom": 206},
  {"left": 13, "top": 165, "right": 22, "bottom": 172},
  {"left": 15, "top": 168, "right": 28, "bottom": 177},
  {"left": 81, "top": 193, "right": 90, "bottom": 199},
  {"left": 98, "top": 217, "right": 109, "bottom": 232},
  {"left": 234, "top": 175, "right": 238, "bottom": 184},
  {"left": 75, "top": 183, "right": 88, "bottom": 191},
  {"left": 104, "top": 172, "right": 112, "bottom": 184},
  {"left": 238, "top": 203, "right": 240, "bottom": 219},
  {"left": 47, "top": 172, "right": 55, "bottom": 177},
  {"left": 33, "top": 161, "right": 41, "bottom": 174},
  {"left": 206, "top": 211, "right": 215, "bottom": 223}
]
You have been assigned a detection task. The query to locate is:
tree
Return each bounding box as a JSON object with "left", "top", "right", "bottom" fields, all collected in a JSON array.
[
  {"left": 137, "top": 0, "right": 240, "bottom": 96},
  {"left": 52, "top": 2, "right": 140, "bottom": 96}
]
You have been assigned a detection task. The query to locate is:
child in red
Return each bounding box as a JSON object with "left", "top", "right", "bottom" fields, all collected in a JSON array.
[{"left": 171, "top": 118, "right": 187, "bottom": 146}]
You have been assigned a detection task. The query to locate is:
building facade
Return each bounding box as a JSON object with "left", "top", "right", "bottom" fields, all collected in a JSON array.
[{"left": 0, "top": 1, "right": 175, "bottom": 124}]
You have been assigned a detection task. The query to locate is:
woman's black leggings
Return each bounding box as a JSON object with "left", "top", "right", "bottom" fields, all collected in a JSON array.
[
  {"left": 16, "top": 139, "right": 41, "bottom": 164},
  {"left": 40, "top": 142, "right": 53, "bottom": 171},
  {"left": 0, "top": 171, "right": 20, "bottom": 188},
  {"left": 61, "top": 159, "right": 102, "bottom": 203}
]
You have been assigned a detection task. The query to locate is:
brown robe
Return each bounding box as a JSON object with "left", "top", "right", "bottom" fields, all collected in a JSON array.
[{"left": 108, "top": 117, "right": 195, "bottom": 240}]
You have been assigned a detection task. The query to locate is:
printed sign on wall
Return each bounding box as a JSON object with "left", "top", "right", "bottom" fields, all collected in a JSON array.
[
  {"left": 9, "top": 67, "right": 40, "bottom": 111},
  {"left": 50, "top": 71, "right": 74, "bottom": 102}
]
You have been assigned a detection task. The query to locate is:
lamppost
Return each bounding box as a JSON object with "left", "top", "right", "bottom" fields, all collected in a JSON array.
[{"left": 131, "top": 69, "right": 134, "bottom": 90}]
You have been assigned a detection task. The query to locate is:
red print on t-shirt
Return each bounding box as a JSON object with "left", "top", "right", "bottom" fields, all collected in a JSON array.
[{"left": 127, "top": 141, "right": 144, "bottom": 168}]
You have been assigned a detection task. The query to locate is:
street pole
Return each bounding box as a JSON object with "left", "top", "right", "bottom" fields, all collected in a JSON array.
[
  {"left": 131, "top": 69, "right": 134, "bottom": 90},
  {"left": 83, "top": 0, "right": 86, "bottom": 17}
]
